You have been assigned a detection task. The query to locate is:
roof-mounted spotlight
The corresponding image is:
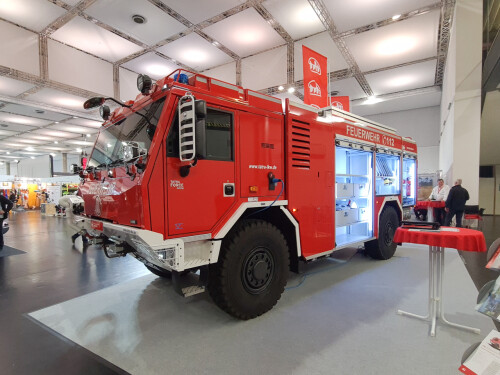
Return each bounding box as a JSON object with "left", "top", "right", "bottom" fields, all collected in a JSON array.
[{"left": 137, "top": 74, "right": 153, "bottom": 94}]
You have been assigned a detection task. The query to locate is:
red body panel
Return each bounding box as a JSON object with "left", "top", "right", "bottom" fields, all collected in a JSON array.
[
  {"left": 239, "top": 111, "right": 284, "bottom": 198},
  {"left": 285, "top": 104, "right": 335, "bottom": 257}
]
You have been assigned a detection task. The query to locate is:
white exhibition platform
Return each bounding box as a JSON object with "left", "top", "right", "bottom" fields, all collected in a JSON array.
[{"left": 29, "top": 244, "right": 493, "bottom": 375}]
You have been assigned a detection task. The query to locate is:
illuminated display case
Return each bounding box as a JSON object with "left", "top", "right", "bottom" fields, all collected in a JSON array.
[
  {"left": 375, "top": 153, "right": 400, "bottom": 196},
  {"left": 402, "top": 157, "right": 416, "bottom": 206},
  {"left": 335, "top": 146, "right": 373, "bottom": 247}
]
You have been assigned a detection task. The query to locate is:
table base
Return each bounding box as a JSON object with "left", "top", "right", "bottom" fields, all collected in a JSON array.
[{"left": 397, "top": 245, "right": 481, "bottom": 337}]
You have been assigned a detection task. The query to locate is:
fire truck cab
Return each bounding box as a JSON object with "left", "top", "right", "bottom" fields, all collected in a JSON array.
[{"left": 61, "top": 70, "right": 417, "bottom": 320}]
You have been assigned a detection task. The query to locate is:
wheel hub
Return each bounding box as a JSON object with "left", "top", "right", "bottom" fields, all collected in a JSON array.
[{"left": 242, "top": 248, "right": 274, "bottom": 294}]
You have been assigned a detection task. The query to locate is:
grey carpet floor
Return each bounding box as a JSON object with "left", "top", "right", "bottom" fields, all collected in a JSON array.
[{"left": 29, "top": 244, "right": 494, "bottom": 375}]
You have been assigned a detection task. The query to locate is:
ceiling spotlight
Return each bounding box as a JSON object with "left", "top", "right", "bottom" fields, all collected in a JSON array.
[
  {"left": 55, "top": 121, "right": 59, "bottom": 124},
  {"left": 132, "top": 14, "right": 147, "bottom": 24},
  {"left": 14, "top": 160, "right": 18, "bottom": 163},
  {"left": 26, "top": 147, "right": 35, "bottom": 151},
  {"left": 30, "top": 156, "right": 35, "bottom": 159},
  {"left": 278, "top": 85, "right": 284, "bottom": 91},
  {"left": 86, "top": 134, "right": 91, "bottom": 137},
  {"left": 72, "top": 116, "right": 78, "bottom": 119},
  {"left": 288, "top": 87, "right": 295, "bottom": 93},
  {"left": 6, "top": 152, "right": 10, "bottom": 154},
  {"left": 212, "top": 41, "right": 220, "bottom": 47},
  {"left": 392, "top": 14, "right": 401, "bottom": 20},
  {"left": 54, "top": 141, "right": 58, "bottom": 144},
  {"left": 363, "top": 96, "right": 383, "bottom": 105}
]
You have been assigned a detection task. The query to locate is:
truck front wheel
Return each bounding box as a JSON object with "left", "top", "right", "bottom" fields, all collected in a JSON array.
[
  {"left": 209, "top": 220, "right": 289, "bottom": 320},
  {"left": 365, "top": 206, "right": 399, "bottom": 260}
]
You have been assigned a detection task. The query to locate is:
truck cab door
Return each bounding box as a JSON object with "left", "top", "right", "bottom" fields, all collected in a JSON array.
[{"left": 165, "top": 105, "right": 236, "bottom": 236}]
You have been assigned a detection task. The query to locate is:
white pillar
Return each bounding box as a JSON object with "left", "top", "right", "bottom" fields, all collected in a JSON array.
[
  {"left": 440, "top": 0, "right": 482, "bottom": 204},
  {"left": 62, "top": 153, "right": 68, "bottom": 173}
]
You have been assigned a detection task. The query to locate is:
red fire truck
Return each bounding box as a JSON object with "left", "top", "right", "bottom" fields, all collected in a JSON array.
[{"left": 61, "top": 70, "right": 417, "bottom": 320}]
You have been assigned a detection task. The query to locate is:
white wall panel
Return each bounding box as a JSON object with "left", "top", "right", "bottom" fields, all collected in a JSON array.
[
  {"left": 416, "top": 146, "right": 439, "bottom": 174},
  {"left": 18, "top": 155, "right": 53, "bottom": 178},
  {"left": 202, "top": 62, "right": 236, "bottom": 85},
  {"left": 48, "top": 39, "right": 113, "bottom": 97},
  {"left": 242, "top": 46, "right": 287, "bottom": 91},
  {"left": 119, "top": 68, "right": 139, "bottom": 102},
  {"left": 0, "top": 21, "right": 39, "bottom": 75},
  {"left": 365, "top": 106, "right": 440, "bottom": 147}
]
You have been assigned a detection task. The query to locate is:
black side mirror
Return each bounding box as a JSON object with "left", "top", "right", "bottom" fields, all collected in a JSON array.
[
  {"left": 100, "top": 105, "right": 110, "bottom": 121},
  {"left": 84, "top": 97, "right": 105, "bottom": 109},
  {"left": 70, "top": 164, "right": 81, "bottom": 174}
]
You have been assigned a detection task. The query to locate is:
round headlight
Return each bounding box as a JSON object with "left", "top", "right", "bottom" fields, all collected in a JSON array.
[{"left": 137, "top": 74, "right": 153, "bottom": 94}]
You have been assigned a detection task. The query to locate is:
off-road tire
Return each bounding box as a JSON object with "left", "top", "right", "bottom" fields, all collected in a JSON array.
[
  {"left": 365, "top": 206, "right": 399, "bottom": 260},
  {"left": 209, "top": 220, "right": 289, "bottom": 320},
  {"left": 145, "top": 264, "right": 172, "bottom": 278}
]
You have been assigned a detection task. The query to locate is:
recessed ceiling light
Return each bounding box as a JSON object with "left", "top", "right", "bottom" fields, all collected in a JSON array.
[
  {"left": 6, "top": 152, "right": 10, "bottom": 154},
  {"left": 278, "top": 86, "right": 284, "bottom": 91},
  {"left": 392, "top": 14, "right": 401, "bottom": 20},
  {"left": 86, "top": 134, "right": 91, "bottom": 137},
  {"left": 14, "top": 160, "right": 18, "bottom": 163},
  {"left": 54, "top": 141, "right": 58, "bottom": 144},
  {"left": 212, "top": 41, "right": 220, "bottom": 47},
  {"left": 26, "top": 147, "right": 35, "bottom": 151},
  {"left": 288, "top": 87, "right": 295, "bottom": 93},
  {"left": 55, "top": 121, "right": 59, "bottom": 124},
  {"left": 132, "top": 14, "right": 147, "bottom": 24},
  {"left": 30, "top": 156, "right": 35, "bottom": 159}
]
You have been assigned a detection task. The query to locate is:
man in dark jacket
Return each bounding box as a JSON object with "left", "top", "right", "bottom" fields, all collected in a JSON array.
[
  {"left": 444, "top": 179, "right": 469, "bottom": 227},
  {"left": 0, "top": 194, "right": 13, "bottom": 249}
]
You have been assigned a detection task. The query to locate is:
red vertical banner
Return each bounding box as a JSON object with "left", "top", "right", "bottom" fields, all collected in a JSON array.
[
  {"left": 330, "top": 96, "right": 350, "bottom": 112},
  {"left": 302, "top": 46, "right": 328, "bottom": 109}
]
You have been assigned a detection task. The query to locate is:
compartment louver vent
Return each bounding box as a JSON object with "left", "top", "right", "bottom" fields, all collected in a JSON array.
[{"left": 291, "top": 119, "right": 310, "bottom": 170}]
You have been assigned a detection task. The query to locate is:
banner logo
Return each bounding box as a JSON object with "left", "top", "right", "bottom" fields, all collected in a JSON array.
[
  {"left": 308, "top": 57, "right": 321, "bottom": 75},
  {"left": 331, "top": 101, "right": 344, "bottom": 110},
  {"left": 308, "top": 81, "right": 322, "bottom": 97}
]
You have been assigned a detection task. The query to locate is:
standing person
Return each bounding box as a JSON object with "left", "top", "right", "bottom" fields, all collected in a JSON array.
[
  {"left": 444, "top": 179, "right": 469, "bottom": 227},
  {"left": 428, "top": 178, "right": 450, "bottom": 224},
  {"left": 0, "top": 194, "right": 13, "bottom": 250}
]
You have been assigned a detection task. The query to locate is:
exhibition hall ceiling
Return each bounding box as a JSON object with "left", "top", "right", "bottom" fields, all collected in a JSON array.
[{"left": 0, "top": 0, "right": 451, "bottom": 163}]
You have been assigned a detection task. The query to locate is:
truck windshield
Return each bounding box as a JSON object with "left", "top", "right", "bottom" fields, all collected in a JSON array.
[{"left": 88, "top": 98, "right": 165, "bottom": 168}]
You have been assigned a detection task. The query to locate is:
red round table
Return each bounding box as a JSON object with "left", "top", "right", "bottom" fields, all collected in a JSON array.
[
  {"left": 414, "top": 200, "right": 446, "bottom": 222},
  {"left": 393, "top": 226, "right": 486, "bottom": 337}
]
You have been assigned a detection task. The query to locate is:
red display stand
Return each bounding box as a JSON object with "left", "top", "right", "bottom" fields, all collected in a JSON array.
[
  {"left": 394, "top": 226, "right": 486, "bottom": 336},
  {"left": 414, "top": 200, "right": 446, "bottom": 222}
]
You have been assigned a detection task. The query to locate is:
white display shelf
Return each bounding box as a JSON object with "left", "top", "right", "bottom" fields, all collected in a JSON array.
[
  {"left": 336, "top": 174, "right": 370, "bottom": 178},
  {"left": 334, "top": 219, "right": 369, "bottom": 228}
]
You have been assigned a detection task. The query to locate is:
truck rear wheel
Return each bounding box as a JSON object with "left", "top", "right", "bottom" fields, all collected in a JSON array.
[
  {"left": 365, "top": 206, "right": 399, "bottom": 260},
  {"left": 209, "top": 220, "right": 289, "bottom": 320}
]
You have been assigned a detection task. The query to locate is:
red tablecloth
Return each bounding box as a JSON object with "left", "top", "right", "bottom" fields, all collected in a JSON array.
[
  {"left": 414, "top": 200, "right": 446, "bottom": 209},
  {"left": 393, "top": 227, "right": 486, "bottom": 252}
]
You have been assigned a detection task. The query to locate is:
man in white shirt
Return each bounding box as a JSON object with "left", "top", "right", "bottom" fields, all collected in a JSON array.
[{"left": 428, "top": 178, "right": 450, "bottom": 224}]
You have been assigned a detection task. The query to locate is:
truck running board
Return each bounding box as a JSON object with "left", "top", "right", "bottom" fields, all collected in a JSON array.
[{"left": 172, "top": 265, "right": 209, "bottom": 298}]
